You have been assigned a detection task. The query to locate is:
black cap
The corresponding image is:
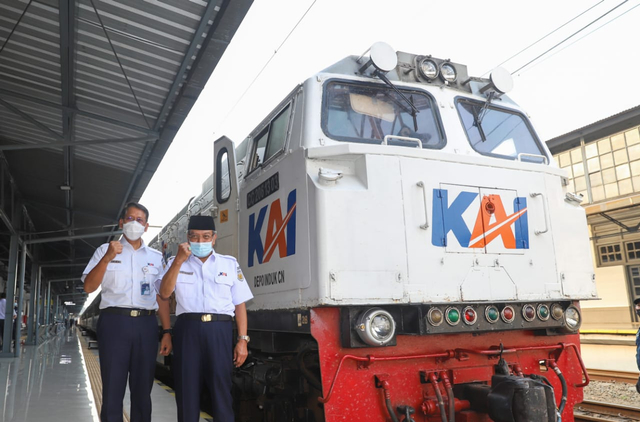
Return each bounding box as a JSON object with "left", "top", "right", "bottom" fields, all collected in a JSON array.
[
  {"left": 188, "top": 215, "right": 215, "bottom": 231},
  {"left": 634, "top": 297, "right": 640, "bottom": 305}
]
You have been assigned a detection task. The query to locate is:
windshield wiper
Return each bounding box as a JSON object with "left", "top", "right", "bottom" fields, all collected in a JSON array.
[
  {"left": 375, "top": 71, "right": 420, "bottom": 130},
  {"left": 469, "top": 104, "right": 488, "bottom": 142},
  {"left": 476, "top": 91, "right": 495, "bottom": 126}
]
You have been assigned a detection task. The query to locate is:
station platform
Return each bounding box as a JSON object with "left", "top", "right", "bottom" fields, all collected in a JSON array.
[{"left": 0, "top": 328, "right": 211, "bottom": 422}]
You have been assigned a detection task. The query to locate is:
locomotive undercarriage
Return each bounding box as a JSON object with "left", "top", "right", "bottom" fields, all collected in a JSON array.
[
  {"left": 234, "top": 307, "right": 588, "bottom": 422},
  {"left": 232, "top": 330, "right": 325, "bottom": 422}
]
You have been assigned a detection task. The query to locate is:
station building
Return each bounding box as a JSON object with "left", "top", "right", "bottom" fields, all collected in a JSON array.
[{"left": 547, "top": 105, "right": 640, "bottom": 332}]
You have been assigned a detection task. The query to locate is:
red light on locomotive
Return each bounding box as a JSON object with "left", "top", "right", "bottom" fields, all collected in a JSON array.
[
  {"left": 501, "top": 306, "right": 515, "bottom": 323},
  {"left": 462, "top": 306, "right": 477, "bottom": 325}
]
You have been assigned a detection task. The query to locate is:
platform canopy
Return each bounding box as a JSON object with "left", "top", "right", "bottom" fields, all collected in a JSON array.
[{"left": 0, "top": 0, "right": 252, "bottom": 314}]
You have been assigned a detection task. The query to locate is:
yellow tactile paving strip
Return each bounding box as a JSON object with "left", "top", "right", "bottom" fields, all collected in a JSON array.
[
  {"left": 77, "top": 328, "right": 213, "bottom": 422},
  {"left": 78, "top": 329, "right": 130, "bottom": 422},
  {"left": 155, "top": 380, "right": 213, "bottom": 421}
]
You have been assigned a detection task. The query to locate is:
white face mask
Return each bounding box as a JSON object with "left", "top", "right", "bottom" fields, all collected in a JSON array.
[{"left": 122, "top": 221, "right": 145, "bottom": 241}]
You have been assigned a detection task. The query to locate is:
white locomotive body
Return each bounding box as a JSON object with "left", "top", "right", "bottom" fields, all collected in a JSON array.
[{"left": 153, "top": 43, "right": 595, "bottom": 422}]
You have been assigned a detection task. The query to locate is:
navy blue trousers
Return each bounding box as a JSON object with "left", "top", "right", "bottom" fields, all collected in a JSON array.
[
  {"left": 173, "top": 316, "right": 233, "bottom": 422},
  {"left": 97, "top": 312, "right": 158, "bottom": 422}
]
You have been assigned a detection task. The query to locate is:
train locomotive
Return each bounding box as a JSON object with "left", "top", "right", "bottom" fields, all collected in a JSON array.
[{"left": 151, "top": 42, "right": 595, "bottom": 422}]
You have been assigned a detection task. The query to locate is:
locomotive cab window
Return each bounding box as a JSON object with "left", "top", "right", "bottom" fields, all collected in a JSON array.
[
  {"left": 216, "top": 148, "right": 231, "bottom": 203},
  {"left": 247, "top": 104, "right": 292, "bottom": 174},
  {"left": 322, "top": 81, "right": 445, "bottom": 148},
  {"left": 456, "top": 99, "right": 547, "bottom": 163}
]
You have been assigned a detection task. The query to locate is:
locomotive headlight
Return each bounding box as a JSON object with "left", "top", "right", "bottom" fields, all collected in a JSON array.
[
  {"left": 564, "top": 306, "right": 581, "bottom": 332},
  {"left": 355, "top": 308, "right": 396, "bottom": 346},
  {"left": 418, "top": 58, "right": 438, "bottom": 79},
  {"left": 440, "top": 63, "right": 457, "bottom": 82}
]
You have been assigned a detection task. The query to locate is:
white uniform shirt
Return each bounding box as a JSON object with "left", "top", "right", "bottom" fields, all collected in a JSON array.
[
  {"left": 159, "top": 251, "right": 253, "bottom": 316},
  {"left": 82, "top": 239, "right": 164, "bottom": 310}
]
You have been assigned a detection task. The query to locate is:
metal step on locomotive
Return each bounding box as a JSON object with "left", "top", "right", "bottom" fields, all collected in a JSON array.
[{"left": 151, "top": 42, "right": 596, "bottom": 422}]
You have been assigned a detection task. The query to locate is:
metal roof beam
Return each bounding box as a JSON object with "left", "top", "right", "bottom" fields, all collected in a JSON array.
[
  {"left": 152, "top": 0, "right": 222, "bottom": 132},
  {"left": 89, "top": 0, "right": 151, "bottom": 129},
  {"left": 24, "top": 199, "right": 114, "bottom": 221},
  {"left": 0, "top": 135, "right": 158, "bottom": 151},
  {"left": 0, "top": 0, "right": 33, "bottom": 56},
  {"left": 0, "top": 97, "right": 64, "bottom": 141},
  {"left": 0, "top": 89, "right": 159, "bottom": 136},
  {"left": 25, "top": 230, "right": 123, "bottom": 245},
  {"left": 59, "top": 0, "right": 76, "bottom": 267},
  {"left": 114, "top": 0, "right": 238, "bottom": 222},
  {"left": 39, "top": 263, "right": 88, "bottom": 268},
  {"left": 47, "top": 278, "right": 81, "bottom": 282}
]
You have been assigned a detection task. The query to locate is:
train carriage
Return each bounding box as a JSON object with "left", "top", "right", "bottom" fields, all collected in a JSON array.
[{"left": 153, "top": 42, "right": 596, "bottom": 422}]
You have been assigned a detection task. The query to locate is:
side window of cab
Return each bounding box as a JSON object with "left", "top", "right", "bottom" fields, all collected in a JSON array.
[{"left": 247, "top": 103, "right": 292, "bottom": 175}]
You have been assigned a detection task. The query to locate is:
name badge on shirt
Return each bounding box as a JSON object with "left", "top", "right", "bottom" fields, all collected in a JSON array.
[{"left": 179, "top": 271, "right": 193, "bottom": 275}]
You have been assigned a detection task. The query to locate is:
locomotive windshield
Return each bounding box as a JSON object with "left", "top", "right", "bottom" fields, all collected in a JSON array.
[
  {"left": 322, "top": 81, "right": 445, "bottom": 148},
  {"left": 456, "top": 99, "right": 547, "bottom": 163}
]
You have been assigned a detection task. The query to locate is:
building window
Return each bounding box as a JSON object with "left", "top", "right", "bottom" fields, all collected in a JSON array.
[
  {"left": 630, "top": 266, "right": 640, "bottom": 297},
  {"left": 599, "top": 244, "right": 623, "bottom": 264},
  {"left": 553, "top": 125, "right": 640, "bottom": 204},
  {"left": 627, "top": 241, "right": 640, "bottom": 261}
]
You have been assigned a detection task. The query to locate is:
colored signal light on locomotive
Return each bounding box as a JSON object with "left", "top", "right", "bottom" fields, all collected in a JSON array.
[
  {"left": 537, "top": 304, "right": 550, "bottom": 321},
  {"left": 501, "top": 306, "right": 515, "bottom": 323},
  {"left": 485, "top": 306, "right": 500, "bottom": 323},
  {"left": 427, "top": 308, "right": 444, "bottom": 326},
  {"left": 419, "top": 58, "right": 438, "bottom": 79},
  {"left": 440, "top": 63, "right": 457, "bottom": 82},
  {"left": 355, "top": 308, "right": 396, "bottom": 346},
  {"left": 462, "top": 306, "right": 477, "bottom": 325},
  {"left": 445, "top": 307, "right": 460, "bottom": 325},
  {"left": 551, "top": 303, "right": 564, "bottom": 320},
  {"left": 522, "top": 304, "right": 536, "bottom": 322}
]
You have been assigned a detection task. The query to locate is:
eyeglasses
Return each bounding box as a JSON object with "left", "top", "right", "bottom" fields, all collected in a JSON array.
[
  {"left": 124, "top": 215, "right": 147, "bottom": 225},
  {"left": 187, "top": 233, "right": 214, "bottom": 242}
]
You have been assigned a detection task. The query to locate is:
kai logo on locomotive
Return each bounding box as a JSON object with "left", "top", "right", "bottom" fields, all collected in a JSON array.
[
  {"left": 248, "top": 189, "right": 297, "bottom": 267},
  {"left": 431, "top": 188, "right": 529, "bottom": 249}
]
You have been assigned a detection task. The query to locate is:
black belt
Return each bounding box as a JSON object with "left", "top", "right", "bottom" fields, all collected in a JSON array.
[
  {"left": 102, "top": 307, "right": 155, "bottom": 317},
  {"left": 179, "top": 313, "right": 232, "bottom": 322}
]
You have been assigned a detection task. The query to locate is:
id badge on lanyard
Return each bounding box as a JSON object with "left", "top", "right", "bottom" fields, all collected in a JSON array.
[{"left": 141, "top": 267, "right": 151, "bottom": 296}]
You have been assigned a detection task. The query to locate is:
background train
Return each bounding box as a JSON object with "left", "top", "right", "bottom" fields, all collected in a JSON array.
[{"left": 85, "top": 42, "right": 596, "bottom": 422}]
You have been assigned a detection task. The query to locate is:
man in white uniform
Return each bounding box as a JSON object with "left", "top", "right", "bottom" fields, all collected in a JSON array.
[
  {"left": 159, "top": 215, "right": 253, "bottom": 422},
  {"left": 83, "top": 202, "right": 171, "bottom": 422}
]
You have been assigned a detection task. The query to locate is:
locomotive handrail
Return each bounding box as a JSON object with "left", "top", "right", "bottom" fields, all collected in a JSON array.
[
  {"left": 318, "top": 343, "right": 589, "bottom": 404},
  {"left": 517, "top": 152, "right": 548, "bottom": 164},
  {"left": 383, "top": 135, "right": 423, "bottom": 148},
  {"left": 318, "top": 351, "right": 454, "bottom": 404},
  {"left": 416, "top": 181, "right": 429, "bottom": 230},
  {"left": 455, "top": 342, "right": 589, "bottom": 387},
  {"left": 530, "top": 192, "right": 549, "bottom": 235}
]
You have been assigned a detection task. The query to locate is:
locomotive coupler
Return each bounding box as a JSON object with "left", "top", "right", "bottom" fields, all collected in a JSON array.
[{"left": 463, "top": 374, "right": 557, "bottom": 422}]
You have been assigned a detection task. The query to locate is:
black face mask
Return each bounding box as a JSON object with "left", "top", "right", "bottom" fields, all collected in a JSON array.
[{"left": 636, "top": 309, "right": 640, "bottom": 318}]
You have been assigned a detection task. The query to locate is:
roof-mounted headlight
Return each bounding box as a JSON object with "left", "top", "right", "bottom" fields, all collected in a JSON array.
[
  {"left": 418, "top": 58, "right": 438, "bottom": 80},
  {"left": 440, "top": 63, "right": 457, "bottom": 83},
  {"left": 355, "top": 308, "right": 396, "bottom": 346}
]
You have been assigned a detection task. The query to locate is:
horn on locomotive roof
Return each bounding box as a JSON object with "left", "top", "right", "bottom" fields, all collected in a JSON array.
[
  {"left": 480, "top": 67, "right": 514, "bottom": 97},
  {"left": 356, "top": 41, "right": 398, "bottom": 75}
]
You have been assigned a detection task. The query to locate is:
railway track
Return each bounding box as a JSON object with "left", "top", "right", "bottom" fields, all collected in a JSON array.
[
  {"left": 575, "top": 400, "right": 640, "bottom": 421},
  {"left": 588, "top": 369, "right": 639, "bottom": 384}
]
